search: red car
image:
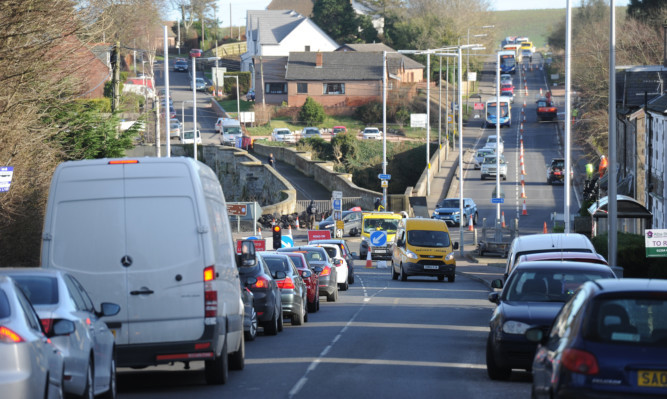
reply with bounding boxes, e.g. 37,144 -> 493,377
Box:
283,252 -> 320,313
500,83 -> 514,102
189,48 -> 203,58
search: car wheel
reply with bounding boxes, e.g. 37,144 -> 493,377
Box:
308,296 -> 318,313
486,334 -> 511,381
81,362 -> 94,399
437,275 -> 445,281
316,294 -> 320,311
277,304 -> 284,332
473,212 -> 479,225
448,274 -> 455,283
339,280 -> 348,291
263,309 -> 279,336
245,305 -> 257,341
100,355 -> 117,399
400,264 -> 408,281
303,299 -> 309,323
205,338 -> 229,385
348,273 -> 354,284
292,303 -> 304,326
481,175 -> 485,180
229,334 -> 245,371
391,261 -> 399,280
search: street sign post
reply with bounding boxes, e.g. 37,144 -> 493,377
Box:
381,180 -> 388,188
226,204 -> 247,216
331,191 -> 343,237
491,197 -> 504,204
378,174 -> 391,180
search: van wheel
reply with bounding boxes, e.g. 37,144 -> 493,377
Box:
391,262 -> 399,280
229,334 -> 244,371
205,338 -> 228,385
263,310 -> 279,336
400,265 -> 408,281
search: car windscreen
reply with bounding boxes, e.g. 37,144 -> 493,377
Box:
505,269 -> 613,302
262,256 -> 291,274
223,127 -> 242,135
10,276 -> 59,305
363,218 -> 399,234
0,290 -> 10,318
407,230 -> 451,248
586,296 -> 667,346
438,199 -> 459,208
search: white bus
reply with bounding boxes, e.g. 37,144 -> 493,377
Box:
485,97 -> 512,128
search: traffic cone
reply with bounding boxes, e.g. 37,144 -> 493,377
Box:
295,216 -> 300,230
543,221 -> 548,234
520,123 -> 524,134
520,139 -> 524,156
521,107 -> 525,115
468,214 -> 474,231
501,212 -> 506,228
523,100 -> 527,108
522,200 -> 528,216
525,85 -> 528,96
258,227 -> 262,237
520,154 -> 526,175
365,250 -> 373,268
520,176 -> 527,198
539,87 -> 543,96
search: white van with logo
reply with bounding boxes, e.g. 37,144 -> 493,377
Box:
41,157 -> 244,384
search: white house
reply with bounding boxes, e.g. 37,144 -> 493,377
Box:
241,9 -> 339,89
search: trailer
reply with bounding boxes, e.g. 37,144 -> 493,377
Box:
476,217 -> 518,257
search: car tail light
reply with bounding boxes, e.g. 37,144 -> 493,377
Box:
0,326 -> 24,343
277,276 -> 295,289
562,348 -> 599,375
108,160 -> 139,165
554,171 -> 562,175
40,318 -> 54,334
204,266 -> 217,318
251,275 -> 270,289
320,266 -> 331,276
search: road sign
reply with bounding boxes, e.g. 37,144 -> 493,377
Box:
332,199 -> 342,211
410,113 -> 427,128
0,166 -> 14,193
378,174 -> 391,180
381,180 -> 388,188
236,239 -> 266,254
646,229 -> 667,257
308,230 -> 331,241
332,190 -> 343,199
370,231 -> 387,247
226,204 -> 247,216
491,197 -> 504,204
336,220 -> 344,230
281,235 -> 294,248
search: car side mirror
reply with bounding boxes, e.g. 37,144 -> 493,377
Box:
273,271 -> 287,280
49,319 -> 75,337
98,302 -> 121,318
452,242 -> 459,250
491,279 -> 504,289
334,259 -> 343,266
488,292 -> 500,304
300,270 -> 312,278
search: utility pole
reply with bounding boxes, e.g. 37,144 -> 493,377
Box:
112,41 -> 120,112
260,56 -> 265,107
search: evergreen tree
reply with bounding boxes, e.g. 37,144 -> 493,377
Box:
312,0 -> 360,43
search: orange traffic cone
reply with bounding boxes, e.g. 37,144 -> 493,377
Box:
520,139 -> 524,156
521,107 -> 525,115
520,155 -> 526,176
522,200 -> 528,216
520,123 -> 524,134
295,216 -> 300,230
520,176 -> 527,199
468,214 -> 474,231
525,85 -> 528,96
523,100 -> 527,108
365,250 -> 373,268
501,212 -> 506,228
543,221 -> 548,234
539,87 -> 543,96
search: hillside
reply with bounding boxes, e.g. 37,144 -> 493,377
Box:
490,9 -> 566,49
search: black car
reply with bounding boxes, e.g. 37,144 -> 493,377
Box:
173,58 -> 188,72
261,253 -> 308,326
317,210 -> 363,237
546,158 -> 571,184
486,261 -> 616,380
238,252 -> 284,335
277,246 -> 339,302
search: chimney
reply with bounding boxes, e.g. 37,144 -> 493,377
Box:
316,52 -> 323,68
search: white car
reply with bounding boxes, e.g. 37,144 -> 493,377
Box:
310,243 -> 349,291
362,127 -> 382,140
1,269 -> 120,398
272,128 -> 297,143
181,129 -> 202,144
484,134 -> 504,154
500,74 -> 512,85
480,154 -> 508,181
473,147 -> 496,169
169,121 -> 182,140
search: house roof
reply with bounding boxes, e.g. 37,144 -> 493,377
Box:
647,93 -> 667,114
620,65 -> 667,108
338,42 -> 424,71
285,51 -> 383,81
267,0 -> 315,17
247,10 -> 306,45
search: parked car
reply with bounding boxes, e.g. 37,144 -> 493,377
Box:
485,261 -> 617,380
0,275 -> 73,399
189,48 -> 203,58
282,252 -> 320,313
432,198 -> 478,227
302,127 -> 322,139
484,134 -> 504,154
181,129 -> 202,145
332,126 -> 348,135
362,127 -> 382,140
546,157 -> 573,184
260,253 -> 308,325
240,283 -> 257,341
527,279 -> 667,398
277,246 -> 338,302
0,268 -> 120,398
173,58 -> 188,72
473,147 -> 495,169
317,210 -> 363,237
191,77 -> 207,91
307,238 -> 356,284
480,154 -> 508,181
241,252 -> 284,335
310,243 -> 349,291
536,96 -> 558,121
271,128 -> 297,143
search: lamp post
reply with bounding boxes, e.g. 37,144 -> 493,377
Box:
192,56 -> 198,161
181,100 -> 194,138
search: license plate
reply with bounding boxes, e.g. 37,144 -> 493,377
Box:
424,265 -> 439,270
638,370 -> 667,387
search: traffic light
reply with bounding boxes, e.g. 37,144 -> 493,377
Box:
272,225 -> 282,249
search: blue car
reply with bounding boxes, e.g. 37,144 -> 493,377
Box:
432,198 -> 478,227
527,278 -> 667,398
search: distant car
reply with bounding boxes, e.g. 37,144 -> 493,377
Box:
500,74 -> 512,85
485,261 -> 617,381
546,157 -> 572,184
473,147 -> 496,169
332,126 -> 348,136
310,243 -> 349,291
536,96 -> 558,121
484,134 -> 504,154
362,127 -> 382,140
308,238 -> 356,285
282,252 -> 320,313
0,269 -> 120,399
162,105 -> 176,119
432,198 -> 478,227
191,77 -> 207,91
277,246 -> 338,302
302,127 -> 322,139
500,83 -> 514,102
0,275 -> 73,399
169,121 -> 182,140
174,59 -> 188,71
189,48 -> 203,58
239,252 -> 284,335
240,282 -> 257,341
317,210 -> 363,237
260,253 -> 308,326
528,278 -> 667,398
272,128 -> 297,143
180,129 -> 202,145
481,154 -> 508,181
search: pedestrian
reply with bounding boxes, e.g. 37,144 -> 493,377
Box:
585,163 -> 594,181
598,155 -> 608,178
374,197 -> 382,211
268,153 -> 275,168
306,200 -> 317,230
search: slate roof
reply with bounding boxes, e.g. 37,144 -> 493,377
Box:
647,93 -> 667,114
620,65 -> 667,108
267,0 -> 315,18
338,42 -> 424,71
285,52 -> 383,81
247,10 -> 305,45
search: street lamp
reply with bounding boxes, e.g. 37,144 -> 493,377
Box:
192,56 -> 198,161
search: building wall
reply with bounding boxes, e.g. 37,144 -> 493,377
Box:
287,80 -> 381,107
648,114 -> 666,228
273,21 -> 339,55
400,68 -> 424,83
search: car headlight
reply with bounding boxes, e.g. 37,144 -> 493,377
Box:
405,249 -> 419,259
502,320 -> 531,335
445,252 -> 455,261
324,224 -> 334,229
452,211 -> 460,215
433,211 -> 440,215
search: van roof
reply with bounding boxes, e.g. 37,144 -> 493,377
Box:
363,212 -> 401,219
402,218 -> 449,231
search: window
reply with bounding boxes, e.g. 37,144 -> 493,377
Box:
265,83 -> 287,94
323,83 -> 345,95
297,83 -> 308,94
305,45 -> 311,52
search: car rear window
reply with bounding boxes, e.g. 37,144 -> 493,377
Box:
11,276 -> 59,305
505,269 -> 613,302
586,296 -> 667,346
263,256 -> 290,273
0,290 -> 10,318
285,255 -> 305,269
319,246 -> 337,258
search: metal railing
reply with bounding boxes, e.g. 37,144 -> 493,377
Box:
295,197 -> 363,214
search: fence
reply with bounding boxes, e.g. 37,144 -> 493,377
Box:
295,197 -> 363,215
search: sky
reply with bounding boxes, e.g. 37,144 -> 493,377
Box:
173,0 -> 632,28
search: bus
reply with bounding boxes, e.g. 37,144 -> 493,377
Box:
485,97 -> 512,128
498,50 -> 517,74
503,43 -> 522,62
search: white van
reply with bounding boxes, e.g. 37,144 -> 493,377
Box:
219,119 -> 243,146
504,233 -> 596,280
41,157 -> 244,384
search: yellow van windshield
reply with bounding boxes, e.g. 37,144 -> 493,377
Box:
363,218 -> 399,234
407,230 -> 451,247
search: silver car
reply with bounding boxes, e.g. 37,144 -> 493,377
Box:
1,269 -> 120,399
0,275 -> 73,399
302,127 -> 322,139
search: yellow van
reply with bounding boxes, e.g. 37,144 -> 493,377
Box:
359,212 -> 403,260
391,218 -> 459,282
520,41 -> 534,53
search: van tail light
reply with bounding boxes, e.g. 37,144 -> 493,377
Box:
0,326 -> 24,343
561,348 -> 599,375
320,266 -> 331,276
204,266 -> 217,318
277,276 -> 295,289
40,318 -> 54,335
251,275 -> 270,289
